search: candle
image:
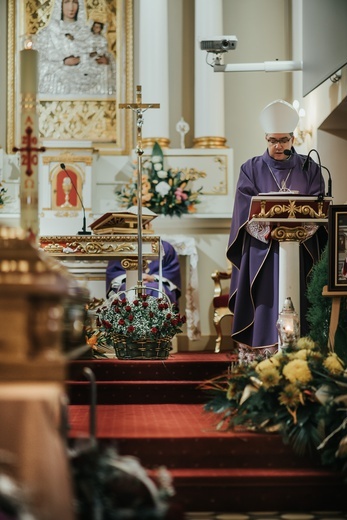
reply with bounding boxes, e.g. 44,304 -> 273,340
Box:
13,46 -> 44,244
20,48 -> 39,95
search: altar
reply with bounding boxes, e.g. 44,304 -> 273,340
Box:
39,233 -> 201,341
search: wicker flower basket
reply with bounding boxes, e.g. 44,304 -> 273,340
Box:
113,334 -> 172,360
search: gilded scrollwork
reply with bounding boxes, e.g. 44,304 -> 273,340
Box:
39,234 -> 160,258
121,258 -> 148,271
253,199 -> 327,220
271,226 -> 308,242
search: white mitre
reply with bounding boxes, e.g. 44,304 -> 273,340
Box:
259,99 -> 299,133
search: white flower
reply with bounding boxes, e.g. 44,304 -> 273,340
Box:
152,156 -> 161,164
154,162 -> 163,171
143,160 -> 151,169
155,181 -> 171,197
157,170 -> 168,179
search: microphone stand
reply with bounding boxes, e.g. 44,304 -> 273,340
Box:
60,163 -> 91,235
302,149 -> 324,201
321,165 -> 333,198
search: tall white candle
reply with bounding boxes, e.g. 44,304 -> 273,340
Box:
14,47 -> 44,243
20,48 -> 38,94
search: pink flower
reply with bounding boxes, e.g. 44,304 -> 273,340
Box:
175,187 -> 188,201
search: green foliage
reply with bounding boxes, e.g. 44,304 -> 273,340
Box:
306,244 -> 347,363
306,246 -> 331,351
0,183 -> 10,206
71,443 -> 173,520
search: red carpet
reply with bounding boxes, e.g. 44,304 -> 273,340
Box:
67,352 -> 347,512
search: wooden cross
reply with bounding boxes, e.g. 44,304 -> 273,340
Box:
13,125 -> 46,177
119,85 -> 160,153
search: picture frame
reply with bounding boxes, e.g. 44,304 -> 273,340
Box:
7,0 -> 133,155
328,204 -> 347,291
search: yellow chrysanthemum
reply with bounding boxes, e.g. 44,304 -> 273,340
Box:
258,366 -> 281,389
255,356 -> 280,373
323,353 -> 345,375
278,383 -> 302,407
291,349 -> 308,360
282,358 -> 313,384
296,336 -> 316,351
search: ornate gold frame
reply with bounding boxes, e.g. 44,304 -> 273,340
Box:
7,0 -> 133,155
328,205 -> 347,291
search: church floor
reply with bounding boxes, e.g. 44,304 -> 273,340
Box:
185,513 -> 347,520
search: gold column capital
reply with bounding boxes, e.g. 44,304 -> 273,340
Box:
142,137 -> 171,149
192,136 -> 228,149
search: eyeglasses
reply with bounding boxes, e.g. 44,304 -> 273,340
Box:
266,137 -> 292,145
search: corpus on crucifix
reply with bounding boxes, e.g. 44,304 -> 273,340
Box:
119,85 -> 160,293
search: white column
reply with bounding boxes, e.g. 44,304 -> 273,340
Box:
138,0 -> 170,147
278,241 -> 301,322
194,0 -> 226,148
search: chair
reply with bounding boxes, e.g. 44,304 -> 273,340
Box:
211,269 -> 233,353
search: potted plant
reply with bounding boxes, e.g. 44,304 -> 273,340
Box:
93,291 -> 186,359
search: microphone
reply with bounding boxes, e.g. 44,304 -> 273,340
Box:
283,148 -> 293,157
301,149 -> 324,201
60,163 -> 92,235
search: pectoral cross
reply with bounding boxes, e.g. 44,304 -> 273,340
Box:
119,85 -> 160,293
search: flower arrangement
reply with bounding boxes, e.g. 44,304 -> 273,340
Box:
115,142 -> 206,217
0,183 -> 10,207
90,292 -> 186,359
202,337 -> 347,465
96,293 -> 185,341
71,442 -> 176,520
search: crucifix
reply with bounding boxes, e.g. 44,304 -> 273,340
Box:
119,85 -> 160,294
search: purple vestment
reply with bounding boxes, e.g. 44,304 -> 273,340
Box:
227,148 -> 328,350
106,240 -> 181,304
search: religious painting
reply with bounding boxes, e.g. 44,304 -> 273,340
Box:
7,0 -> 133,155
41,151 -> 93,217
328,205 -> 347,291
51,163 -> 84,211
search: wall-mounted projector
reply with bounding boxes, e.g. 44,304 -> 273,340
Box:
200,36 -> 238,53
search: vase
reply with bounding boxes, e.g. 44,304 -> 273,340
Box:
113,335 -> 172,360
